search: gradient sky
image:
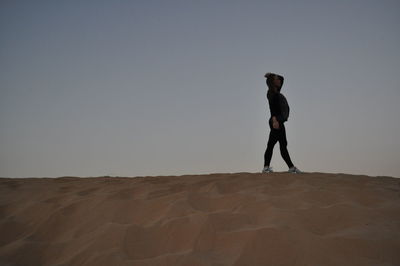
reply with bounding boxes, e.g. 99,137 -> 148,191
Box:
1,0 -> 399,178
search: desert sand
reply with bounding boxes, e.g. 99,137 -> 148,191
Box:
0,172 -> 399,266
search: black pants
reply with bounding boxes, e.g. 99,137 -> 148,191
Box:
264,119 -> 294,168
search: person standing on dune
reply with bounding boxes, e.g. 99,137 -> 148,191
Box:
262,72 -> 302,174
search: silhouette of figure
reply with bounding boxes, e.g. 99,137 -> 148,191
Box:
262,72 -> 302,174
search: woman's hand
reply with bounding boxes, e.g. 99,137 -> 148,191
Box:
272,116 -> 280,129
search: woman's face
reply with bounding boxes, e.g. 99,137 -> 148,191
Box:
273,76 -> 282,89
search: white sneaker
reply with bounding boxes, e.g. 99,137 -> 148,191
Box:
288,166 -> 302,174
262,166 -> 273,173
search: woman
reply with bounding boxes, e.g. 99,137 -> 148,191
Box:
262,72 -> 302,174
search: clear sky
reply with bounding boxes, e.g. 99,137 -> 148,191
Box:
1,0 -> 399,178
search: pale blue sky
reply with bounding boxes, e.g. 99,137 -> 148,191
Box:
1,0 -> 399,178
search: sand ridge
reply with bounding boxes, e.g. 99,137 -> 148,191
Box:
0,172 -> 399,265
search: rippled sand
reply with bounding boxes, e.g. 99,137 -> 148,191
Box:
1,172 -> 399,265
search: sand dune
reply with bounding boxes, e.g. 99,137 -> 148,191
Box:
1,172 -> 399,266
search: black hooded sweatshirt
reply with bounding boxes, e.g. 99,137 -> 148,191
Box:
266,74 -> 289,124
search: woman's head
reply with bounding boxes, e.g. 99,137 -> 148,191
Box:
265,72 -> 284,92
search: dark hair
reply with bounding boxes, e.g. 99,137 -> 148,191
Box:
266,73 -> 284,99
266,73 -> 284,92
266,74 -> 276,89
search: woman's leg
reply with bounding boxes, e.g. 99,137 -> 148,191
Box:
264,128 -> 279,167
278,124 -> 294,168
